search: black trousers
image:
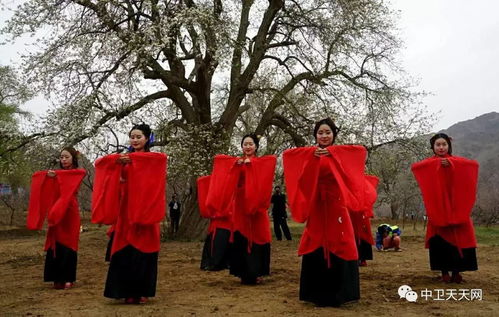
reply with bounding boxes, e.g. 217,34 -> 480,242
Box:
170,211 -> 180,233
273,216 -> 292,241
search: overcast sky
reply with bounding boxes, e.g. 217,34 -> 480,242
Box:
392,0 -> 499,130
1,0 -> 498,131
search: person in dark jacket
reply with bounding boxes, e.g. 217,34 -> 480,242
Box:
270,186 -> 292,241
169,194 -> 181,234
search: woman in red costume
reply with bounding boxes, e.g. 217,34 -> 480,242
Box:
200,134 -> 275,283
27,147 -> 85,290
283,118 -> 366,307
412,133 -> 478,283
92,124 -> 167,304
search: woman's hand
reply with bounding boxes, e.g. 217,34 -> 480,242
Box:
117,153 -> 131,164
440,158 -> 450,167
47,170 -> 56,178
237,157 -> 251,164
314,147 -> 330,157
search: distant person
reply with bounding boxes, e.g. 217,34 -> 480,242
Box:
169,194 -> 181,234
270,186 -> 292,241
375,224 -> 401,251
26,147 -> 85,290
412,133 -> 478,283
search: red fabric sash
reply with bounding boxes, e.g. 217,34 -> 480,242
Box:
91,152 -> 167,255
283,145 -> 367,262
26,169 -> 85,252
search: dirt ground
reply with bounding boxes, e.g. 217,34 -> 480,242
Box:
1,217 -> 498,317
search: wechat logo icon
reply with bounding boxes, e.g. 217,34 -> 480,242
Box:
398,285 -> 418,302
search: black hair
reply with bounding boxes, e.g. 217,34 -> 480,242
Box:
240,133 -> 259,151
430,133 -> 452,155
313,118 -> 340,145
129,123 -> 152,152
377,224 -> 389,235
59,147 -> 79,169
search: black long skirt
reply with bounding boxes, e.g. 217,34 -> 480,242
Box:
428,235 -> 478,272
300,247 -> 360,307
104,232 -> 114,262
44,242 -> 77,283
229,231 -> 270,284
200,228 -> 231,271
104,245 -> 158,299
358,240 -> 373,261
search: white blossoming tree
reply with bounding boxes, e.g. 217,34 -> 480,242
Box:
0,65 -> 33,177
2,0 -> 432,238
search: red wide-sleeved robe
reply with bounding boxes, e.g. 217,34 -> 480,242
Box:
203,155 -> 276,246
202,154 -> 276,281
283,145 -> 367,306
27,169 -> 86,253
92,151 -> 167,299
412,155 -> 478,271
91,152 -> 167,256
283,145 -> 367,262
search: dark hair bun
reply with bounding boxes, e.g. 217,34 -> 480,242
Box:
129,123 -> 151,138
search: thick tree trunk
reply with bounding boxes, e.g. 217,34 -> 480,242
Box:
165,128 -> 231,241
175,176 -> 209,240
390,201 -> 399,220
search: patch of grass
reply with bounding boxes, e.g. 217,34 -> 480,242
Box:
288,221 -> 305,240
475,225 -> 499,246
